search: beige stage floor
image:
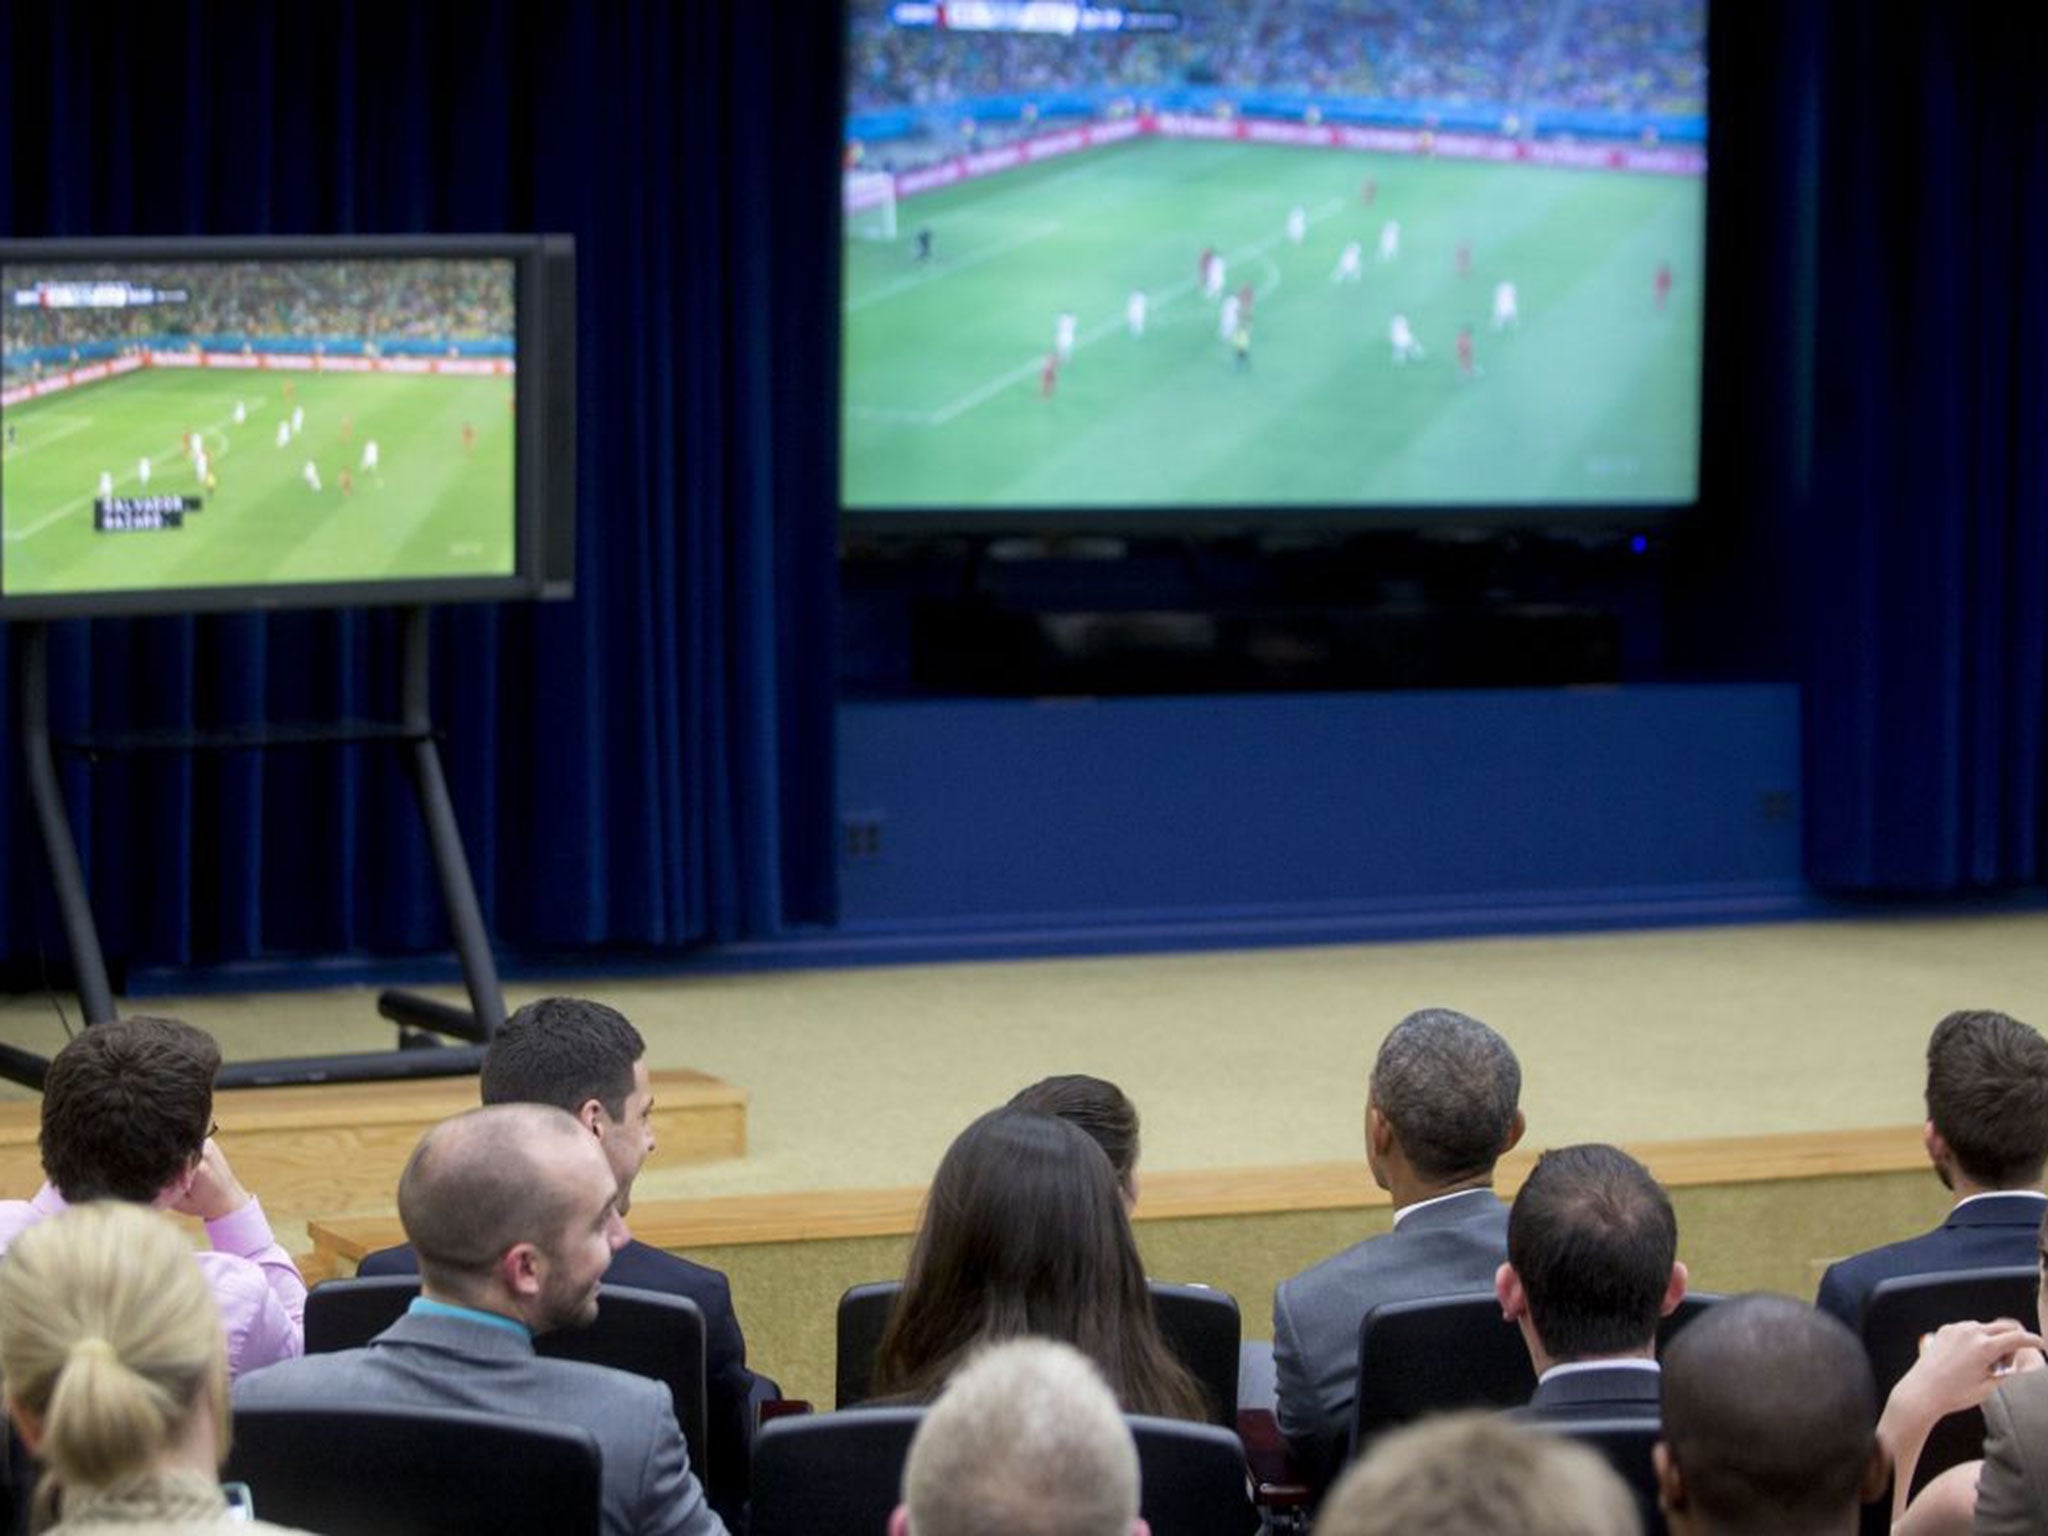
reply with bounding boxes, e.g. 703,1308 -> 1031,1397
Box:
6,909 -> 2047,1206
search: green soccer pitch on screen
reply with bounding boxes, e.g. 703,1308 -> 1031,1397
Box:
0,235 -> 576,617
839,0 -> 1708,524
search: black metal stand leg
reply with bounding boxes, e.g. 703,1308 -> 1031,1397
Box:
377,606 -> 506,1043
16,623 -> 116,1029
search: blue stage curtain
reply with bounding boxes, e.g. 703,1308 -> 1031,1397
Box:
1793,3 -> 2048,893
0,0 -> 838,979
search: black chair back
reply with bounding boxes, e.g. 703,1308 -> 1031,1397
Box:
304,1274 -> 416,1353
305,1277 -> 710,1497
834,1280 -> 899,1409
750,1408 -> 921,1536
1352,1291 -> 1533,1455
1859,1265 -> 2039,1495
1349,1289 -> 1723,1457
1546,1416 -> 1666,1536
835,1277 -> 1241,1424
225,1402 -> 603,1536
751,1407 -> 1258,1536
1129,1414 -> 1261,1535
1150,1282 -> 1241,1427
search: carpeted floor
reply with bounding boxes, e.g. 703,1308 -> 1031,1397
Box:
6,909 -> 2046,1204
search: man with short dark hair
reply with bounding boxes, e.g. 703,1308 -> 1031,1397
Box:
237,1105 -> 724,1536
0,1016 -> 304,1378
1270,1008 -> 1527,1485
1657,1295 -> 1887,1535
1817,1009 -> 2048,1328
357,997 -> 758,1524
1498,1143 -> 1686,1422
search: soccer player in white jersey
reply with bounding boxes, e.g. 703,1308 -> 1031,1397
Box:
302,460 -> 322,493
97,470 -> 113,500
137,456 -> 151,487
276,419 -> 291,449
1126,289 -> 1147,337
1205,254 -> 1227,300
1389,313 -> 1424,364
1332,241 -> 1362,283
1054,311 -> 1077,365
192,449 -> 208,487
233,399 -> 247,426
1219,292 -> 1241,344
361,439 -> 380,474
1287,204 -> 1307,245
1378,218 -> 1401,262
291,405 -> 304,437
1492,279 -> 1520,330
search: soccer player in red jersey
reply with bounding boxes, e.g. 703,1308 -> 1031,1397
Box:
1361,176 -> 1377,206
1040,352 -> 1058,399
1456,325 -> 1476,379
1655,262 -> 1673,309
1237,281 -> 1255,319
461,421 -> 477,454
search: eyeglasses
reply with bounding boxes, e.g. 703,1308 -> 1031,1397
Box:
205,1121 -> 220,1142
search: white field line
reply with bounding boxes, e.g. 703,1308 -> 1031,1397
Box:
915,197 -> 1340,428
848,219 -> 1064,314
5,394 -> 267,543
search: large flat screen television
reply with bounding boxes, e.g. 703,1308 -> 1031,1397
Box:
0,234 -> 575,617
840,0 -> 1707,525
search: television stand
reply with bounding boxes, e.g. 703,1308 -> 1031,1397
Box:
0,606 -> 504,1090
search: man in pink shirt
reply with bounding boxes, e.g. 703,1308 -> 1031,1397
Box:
0,1017 -> 304,1378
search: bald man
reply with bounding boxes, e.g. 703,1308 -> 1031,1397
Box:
236,1105 -> 724,1536
1657,1295 -> 1887,1536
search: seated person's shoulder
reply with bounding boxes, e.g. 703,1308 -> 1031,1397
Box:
607,1240 -> 732,1302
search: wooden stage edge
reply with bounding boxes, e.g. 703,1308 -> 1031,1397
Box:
308,1123 -> 1930,1280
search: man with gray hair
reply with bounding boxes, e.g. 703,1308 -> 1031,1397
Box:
1269,1007 -> 1527,1487
889,1338 -> 1148,1536
236,1105 -> 723,1536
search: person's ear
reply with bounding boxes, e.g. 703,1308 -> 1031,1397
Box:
1495,1263 -> 1526,1323
1366,1104 -> 1395,1159
1132,1521 -> 1151,1536
1858,1440 -> 1892,1505
576,1098 -> 608,1136
1653,1441 -> 1686,1517
1659,1261 -> 1689,1318
500,1241 -> 545,1299
1500,1109 -> 1527,1156
887,1505 -> 910,1536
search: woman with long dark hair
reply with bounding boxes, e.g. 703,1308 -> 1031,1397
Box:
872,1107 -> 1206,1420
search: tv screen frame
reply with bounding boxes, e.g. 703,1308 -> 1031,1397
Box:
835,1 -> 1710,538
0,232 -> 575,619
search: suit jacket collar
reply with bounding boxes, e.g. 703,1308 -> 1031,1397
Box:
1945,1192 -> 2048,1229
1391,1187 -> 1507,1233
373,1307 -> 539,1361
1531,1363 -> 1662,1408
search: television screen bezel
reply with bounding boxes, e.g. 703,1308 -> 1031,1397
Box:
0,232 -> 573,619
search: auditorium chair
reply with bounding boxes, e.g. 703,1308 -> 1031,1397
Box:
1545,1416 -> 1666,1536
1858,1264 -> 2039,1498
749,1406 -> 1260,1536
1349,1287 -> 1723,1456
224,1402 -> 603,1535
304,1276 -> 710,1499
833,1277 -> 1243,1425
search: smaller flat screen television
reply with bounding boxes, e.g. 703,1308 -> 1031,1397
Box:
0,234 -> 575,618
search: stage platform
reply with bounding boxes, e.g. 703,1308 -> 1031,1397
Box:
0,1067 -> 746,1237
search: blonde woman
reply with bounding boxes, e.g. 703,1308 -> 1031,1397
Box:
0,1202 -> 309,1532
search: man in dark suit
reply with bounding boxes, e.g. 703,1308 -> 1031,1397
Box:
1655,1294 -> 1887,1536
236,1104 -> 724,1536
1498,1143 -> 1686,1423
357,997 -> 760,1524
1816,1009 -> 2048,1329
1270,1007 -> 1526,1487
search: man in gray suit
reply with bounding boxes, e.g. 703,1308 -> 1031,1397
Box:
1271,1008 -> 1526,1488
1499,1143 -> 1687,1424
235,1104 -> 724,1536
